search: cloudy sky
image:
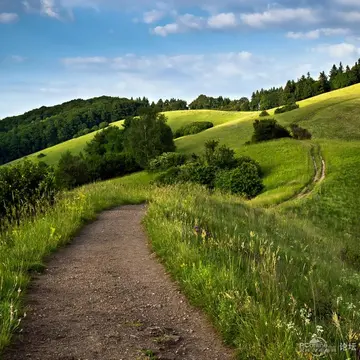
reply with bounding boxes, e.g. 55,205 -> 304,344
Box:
1,0 -> 360,117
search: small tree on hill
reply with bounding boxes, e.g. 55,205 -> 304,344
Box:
124,109 -> 175,168
251,119 -> 291,143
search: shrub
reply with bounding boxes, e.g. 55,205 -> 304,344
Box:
87,152 -> 140,181
148,152 -> 187,172
274,103 -> 299,114
154,167 -> 182,186
99,121 -> 109,129
235,156 -> 263,176
215,162 -> 264,198
174,121 -> 213,138
0,160 -> 57,222
55,151 -> 90,189
179,163 -> 217,188
290,124 -> 312,140
37,153 -> 46,159
259,110 -> 270,117
251,119 -> 291,143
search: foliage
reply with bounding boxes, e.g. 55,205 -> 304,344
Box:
189,94 -> 250,111
251,119 -> 291,143
0,160 -> 57,223
290,124 -> 312,140
0,96 -> 185,165
148,152 -> 187,172
37,153 -> 46,159
174,121 -> 213,138
55,151 -> 90,189
124,109 -> 176,168
274,103 -> 300,114
84,126 -> 124,156
215,163 -> 264,198
259,110 -> 270,117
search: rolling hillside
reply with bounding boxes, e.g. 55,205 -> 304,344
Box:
11,83 -> 360,206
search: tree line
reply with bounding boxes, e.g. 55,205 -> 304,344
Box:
189,59 -> 360,111
0,97 -> 186,165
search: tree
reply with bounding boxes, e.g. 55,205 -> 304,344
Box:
124,109 -> 175,168
251,119 -> 291,143
318,71 -> 331,94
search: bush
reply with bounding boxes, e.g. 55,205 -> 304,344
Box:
274,103 -> 299,114
251,119 -> 291,143
259,110 -> 270,117
178,163 -> 217,188
55,151 -> 90,189
235,156 -> 263,176
99,121 -> 109,129
154,167 -> 182,186
215,162 -> 264,198
87,152 -> 140,181
174,121 -> 213,138
37,153 -> 46,159
148,152 -> 187,172
290,124 -> 312,140
0,160 -> 57,222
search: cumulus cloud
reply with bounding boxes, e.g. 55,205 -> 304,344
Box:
241,8 -> 320,28
40,0 -> 61,18
287,28 -> 351,40
143,9 -> 165,24
313,42 -> 360,57
0,13 -> 19,23
207,13 -> 237,28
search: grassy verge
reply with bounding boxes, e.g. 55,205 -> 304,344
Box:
0,172 -> 154,351
145,184 -> 360,359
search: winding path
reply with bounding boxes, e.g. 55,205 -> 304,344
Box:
3,205 -> 233,360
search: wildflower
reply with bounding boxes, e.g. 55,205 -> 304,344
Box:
316,325 -> 324,335
332,312 -> 340,329
250,231 -> 255,238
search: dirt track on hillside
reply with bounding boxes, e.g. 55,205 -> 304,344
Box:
2,205 -> 234,360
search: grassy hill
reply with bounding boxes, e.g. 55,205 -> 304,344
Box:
2,84 -> 360,358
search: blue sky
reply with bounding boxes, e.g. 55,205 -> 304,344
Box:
1,0 -> 360,118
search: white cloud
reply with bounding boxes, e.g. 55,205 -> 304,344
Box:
0,13 -> 19,23
40,0 -> 61,19
207,13 -> 237,29
153,23 -> 180,36
62,56 -> 109,65
143,9 -> 165,24
313,42 -> 360,58
241,8 -> 320,28
287,28 -> 351,40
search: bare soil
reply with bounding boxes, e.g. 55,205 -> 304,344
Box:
2,205 -> 234,360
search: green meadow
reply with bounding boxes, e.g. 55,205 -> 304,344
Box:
2,83 -> 360,358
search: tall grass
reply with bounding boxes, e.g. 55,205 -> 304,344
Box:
0,172 -> 153,351
145,185 -> 360,359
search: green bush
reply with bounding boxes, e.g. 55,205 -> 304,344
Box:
215,162 -> 264,198
274,103 -> 299,114
174,121 -> 213,138
55,151 -> 90,189
235,156 -> 263,176
251,119 -> 291,143
259,110 -> 270,117
290,124 -> 312,140
179,163 -> 217,188
154,167 -> 182,186
0,160 -> 57,222
148,152 -> 187,172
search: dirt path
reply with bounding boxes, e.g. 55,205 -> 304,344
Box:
283,144 -> 326,203
3,205 -> 234,360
